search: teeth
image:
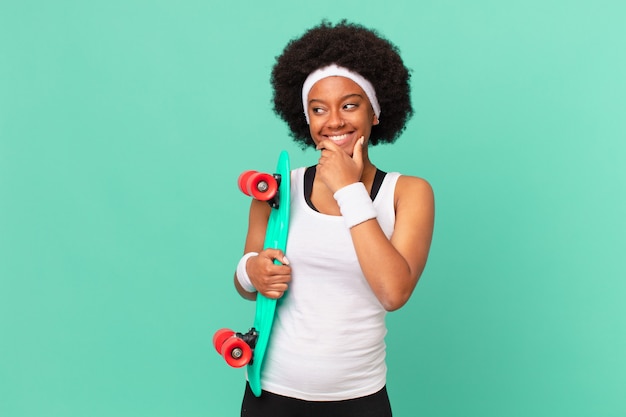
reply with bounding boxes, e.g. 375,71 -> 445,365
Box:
329,134 -> 349,141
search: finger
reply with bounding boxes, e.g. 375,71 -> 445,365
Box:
264,289 -> 287,299
261,278 -> 290,299
316,139 -> 340,152
263,248 -> 289,265
352,136 -> 365,163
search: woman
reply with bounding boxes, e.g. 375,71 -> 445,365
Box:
234,20 -> 435,417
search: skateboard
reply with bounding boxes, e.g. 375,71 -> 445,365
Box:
213,150 -> 290,397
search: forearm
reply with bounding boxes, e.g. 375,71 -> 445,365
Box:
234,273 -> 257,301
234,200 -> 269,300
350,221 -> 420,311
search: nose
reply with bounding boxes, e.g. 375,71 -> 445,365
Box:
327,109 -> 345,129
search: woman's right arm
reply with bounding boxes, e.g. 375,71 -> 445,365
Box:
233,199 -> 291,300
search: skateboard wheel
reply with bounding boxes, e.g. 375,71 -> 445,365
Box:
238,170 -> 258,196
239,171 -> 278,201
248,172 -> 277,201
213,328 -> 235,354
221,336 -> 252,368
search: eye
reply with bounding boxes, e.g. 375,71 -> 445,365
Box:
311,107 -> 326,114
343,103 -> 358,110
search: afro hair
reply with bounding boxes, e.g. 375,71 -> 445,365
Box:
271,20 -> 413,148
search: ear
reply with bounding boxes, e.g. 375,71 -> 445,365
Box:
372,115 -> 380,126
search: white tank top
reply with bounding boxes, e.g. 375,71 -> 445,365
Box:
259,167 -> 401,401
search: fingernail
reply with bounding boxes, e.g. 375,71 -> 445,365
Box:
359,136 -> 365,145
282,256 -> 290,265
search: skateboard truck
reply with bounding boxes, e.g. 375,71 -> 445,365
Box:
213,327 -> 259,367
233,328 -> 259,363
265,174 -> 282,209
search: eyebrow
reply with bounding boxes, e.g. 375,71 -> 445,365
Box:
308,93 -> 364,105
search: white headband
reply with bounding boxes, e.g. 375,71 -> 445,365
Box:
301,64 -> 381,124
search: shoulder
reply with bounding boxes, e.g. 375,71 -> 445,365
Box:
394,175 -> 434,211
395,175 -> 433,198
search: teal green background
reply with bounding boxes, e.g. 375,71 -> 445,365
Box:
2,1 -> 625,416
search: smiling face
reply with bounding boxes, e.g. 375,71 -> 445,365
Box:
306,76 -> 379,155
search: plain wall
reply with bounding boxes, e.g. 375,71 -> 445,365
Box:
2,1 -> 625,416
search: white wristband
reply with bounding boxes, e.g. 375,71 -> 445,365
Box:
333,182 -> 377,229
236,252 -> 258,293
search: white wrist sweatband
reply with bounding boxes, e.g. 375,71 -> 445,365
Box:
236,252 -> 258,293
333,182 -> 377,229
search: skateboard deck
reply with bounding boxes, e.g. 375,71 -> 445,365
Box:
213,150 -> 290,397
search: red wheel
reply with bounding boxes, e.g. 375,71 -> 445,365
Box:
246,172 -> 277,201
221,336 -> 252,368
238,170 -> 258,196
213,328 -> 234,354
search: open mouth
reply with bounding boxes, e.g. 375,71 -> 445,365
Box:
325,132 -> 356,145
328,133 -> 351,141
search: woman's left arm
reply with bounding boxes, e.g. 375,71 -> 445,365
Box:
350,176 -> 434,311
